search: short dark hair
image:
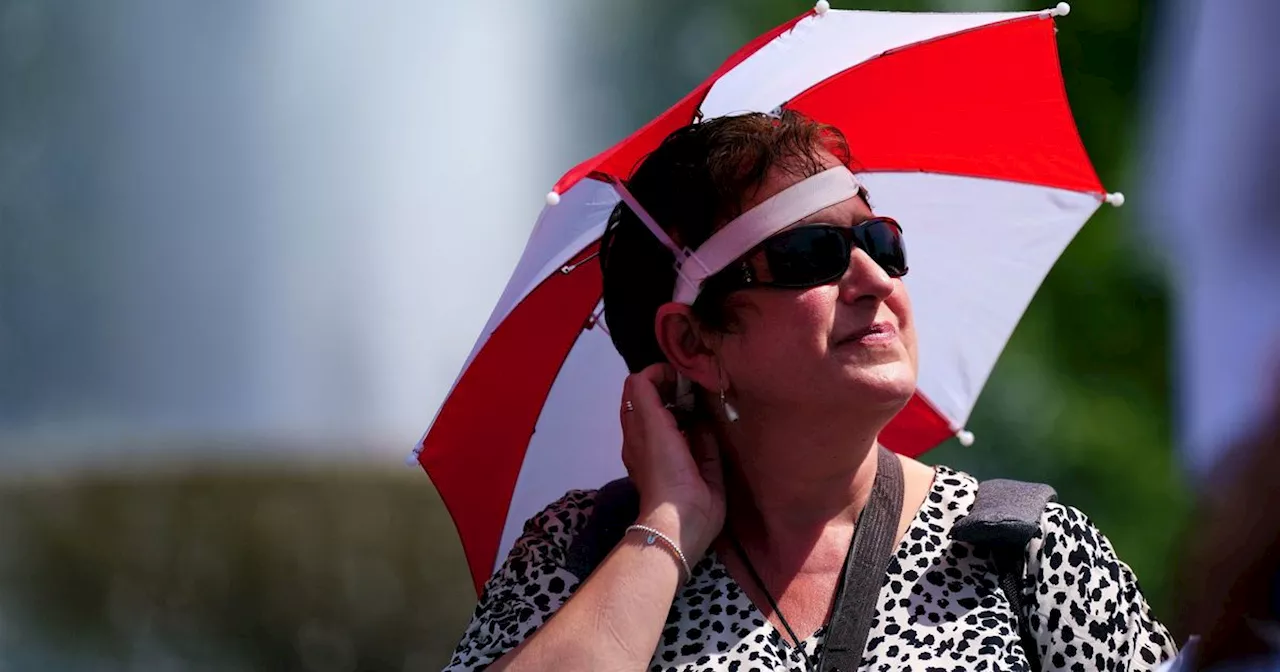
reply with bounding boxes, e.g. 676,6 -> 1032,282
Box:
599,110 -> 859,373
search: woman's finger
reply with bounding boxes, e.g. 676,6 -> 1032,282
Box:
630,364 -> 675,411
635,362 -> 677,388
619,370 -> 657,426
624,365 -> 679,430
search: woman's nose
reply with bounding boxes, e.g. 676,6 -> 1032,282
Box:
839,248 -> 896,304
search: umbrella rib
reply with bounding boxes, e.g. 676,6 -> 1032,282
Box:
584,303 -> 609,335
560,250 -> 601,275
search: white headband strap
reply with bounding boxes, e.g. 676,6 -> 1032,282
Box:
608,165 -> 863,304
674,166 -> 862,303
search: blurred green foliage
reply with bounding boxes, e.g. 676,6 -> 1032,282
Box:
0,468 -> 476,670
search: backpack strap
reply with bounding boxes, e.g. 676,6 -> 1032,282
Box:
564,477 -> 639,580
951,478 -> 1058,672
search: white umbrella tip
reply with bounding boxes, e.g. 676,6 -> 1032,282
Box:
545,190 -> 561,206
1105,191 -> 1126,207
814,0 -> 831,16
956,429 -> 976,447
404,448 -> 422,467
1051,2 -> 1071,16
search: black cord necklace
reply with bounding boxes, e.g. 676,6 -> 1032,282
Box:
724,448 -> 903,672
727,532 -> 813,671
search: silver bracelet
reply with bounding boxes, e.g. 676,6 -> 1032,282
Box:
626,524 -> 692,580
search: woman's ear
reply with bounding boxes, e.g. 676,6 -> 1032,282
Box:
653,303 -> 721,391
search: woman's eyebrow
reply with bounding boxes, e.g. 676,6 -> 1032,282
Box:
797,211 -> 872,228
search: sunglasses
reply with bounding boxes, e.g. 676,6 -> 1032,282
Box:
704,217 -> 907,295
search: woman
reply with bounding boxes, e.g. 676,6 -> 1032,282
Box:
444,112 -> 1176,671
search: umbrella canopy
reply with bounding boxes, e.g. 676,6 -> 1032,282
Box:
412,2 -> 1119,595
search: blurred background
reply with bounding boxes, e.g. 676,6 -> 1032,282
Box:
0,0 -> 1187,669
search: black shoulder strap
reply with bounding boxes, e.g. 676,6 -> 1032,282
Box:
817,446 -> 905,672
951,478 -> 1057,672
564,477 -> 639,580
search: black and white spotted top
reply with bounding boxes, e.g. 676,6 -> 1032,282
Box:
444,465 -> 1177,671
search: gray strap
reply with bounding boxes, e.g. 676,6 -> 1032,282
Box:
951,478 -> 1058,672
817,447 -> 905,672
951,478 -> 1057,547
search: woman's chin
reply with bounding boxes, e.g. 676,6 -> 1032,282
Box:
840,363 -> 917,407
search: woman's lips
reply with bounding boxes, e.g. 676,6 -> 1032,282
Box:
838,321 -> 899,347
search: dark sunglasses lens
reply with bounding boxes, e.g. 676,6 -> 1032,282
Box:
762,227 -> 851,287
856,219 -> 908,277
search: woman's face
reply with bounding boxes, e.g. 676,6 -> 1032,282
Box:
715,157 -> 918,420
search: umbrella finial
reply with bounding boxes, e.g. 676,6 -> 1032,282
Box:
956,429 -> 976,447
1105,192 -> 1126,207
814,0 -> 831,16
545,190 -> 561,206
1046,2 -> 1070,17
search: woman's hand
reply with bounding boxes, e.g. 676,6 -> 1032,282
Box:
620,363 -> 725,561
485,370 -> 719,672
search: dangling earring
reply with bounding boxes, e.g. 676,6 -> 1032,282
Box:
720,387 -> 740,423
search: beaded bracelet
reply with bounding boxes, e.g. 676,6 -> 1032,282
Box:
626,524 -> 692,580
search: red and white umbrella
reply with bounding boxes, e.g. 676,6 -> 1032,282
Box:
411,2 -> 1121,595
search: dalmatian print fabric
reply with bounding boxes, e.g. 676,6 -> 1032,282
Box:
444,465 -> 1176,671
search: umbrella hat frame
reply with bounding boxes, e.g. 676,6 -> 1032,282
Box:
411,2 -> 1122,595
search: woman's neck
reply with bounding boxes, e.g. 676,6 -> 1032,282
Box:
719,410 -> 882,558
